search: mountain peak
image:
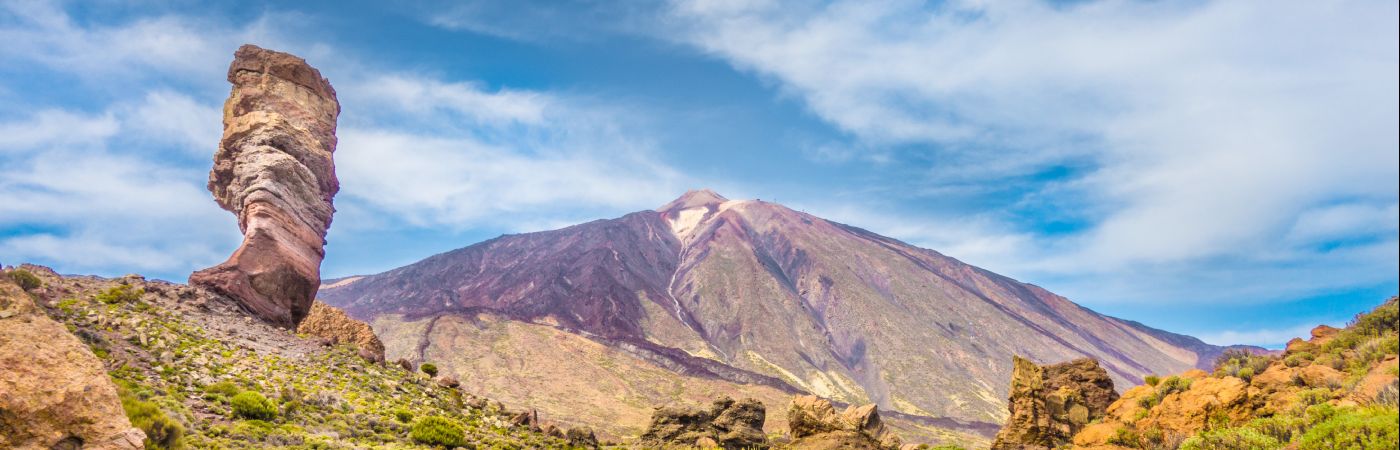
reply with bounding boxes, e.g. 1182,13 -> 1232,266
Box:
656,189 -> 729,213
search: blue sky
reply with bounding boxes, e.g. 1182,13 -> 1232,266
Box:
1,0 -> 1396,348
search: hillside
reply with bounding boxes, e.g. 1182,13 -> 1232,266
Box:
3,265 -> 587,449
319,189 -> 1250,444
988,297 -> 1399,450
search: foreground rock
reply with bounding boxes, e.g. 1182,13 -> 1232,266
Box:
296,301 -> 385,362
991,356 -> 1118,450
0,270 -> 145,449
190,44 -> 341,329
787,395 -> 900,449
640,397 -> 768,449
1071,298 -> 1398,449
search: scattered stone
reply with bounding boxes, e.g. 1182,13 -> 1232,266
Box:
436,376 -> 460,389
189,44 -> 341,329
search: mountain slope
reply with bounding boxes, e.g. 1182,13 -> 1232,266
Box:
319,190 -> 1242,440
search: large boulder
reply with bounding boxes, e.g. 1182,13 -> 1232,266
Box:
190,44 -> 340,329
0,273 -> 146,449
991,356 -> 1119,450
787,395 -> 898,449
296,301 -> 385,362
640,397 -> 767,449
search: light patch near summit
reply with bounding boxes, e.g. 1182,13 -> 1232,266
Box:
667,207 -> 709,239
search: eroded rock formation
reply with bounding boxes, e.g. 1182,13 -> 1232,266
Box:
991,356 -> 1118,450
787,395 -> 900,449
190,44 -> 340,329
639,397 -> 768,449
0,271 -> 145,449
296,301 -> 384,362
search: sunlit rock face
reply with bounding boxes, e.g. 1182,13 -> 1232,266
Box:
190,44 -> 340,329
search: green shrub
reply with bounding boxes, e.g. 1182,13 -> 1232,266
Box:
203,381 -> 241,398
409,416 -> 465,447
1374,381 -> 1398,407
1245,414 -> 1309,444
1157,375 -> 1193,397
1297,387 -> 1333,407
1298,406 -> 1399,450
1180,427 -> 1283,450
7,269 -> 42,291
1284,352 -> 1314,367
117,385 -> 184,449
230,391 -> 277,420
1213,348 -> 1274,380
1144,374 -> 1161,386
420,363 -> 438,377
393,408 -> 414,423
96,284 -> 144,304
1107,427 -> 1140,447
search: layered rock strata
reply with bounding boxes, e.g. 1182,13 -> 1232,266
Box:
190,44 -> 340,328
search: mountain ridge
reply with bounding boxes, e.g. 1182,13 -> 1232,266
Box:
319,189 -> 1255,441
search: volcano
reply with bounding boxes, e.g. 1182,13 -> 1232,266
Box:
319,189 -> 1246,441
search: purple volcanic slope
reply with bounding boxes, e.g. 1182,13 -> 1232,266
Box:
320,189 -> 1249,426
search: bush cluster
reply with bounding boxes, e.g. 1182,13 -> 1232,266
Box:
7,269 -> 42,291
1213,348 -> 1274,381
96,283 -> 144,304
230,391 -> 278,421
420,362 -> 439,377
409,416 -> 466,447
117,382 -> 184,449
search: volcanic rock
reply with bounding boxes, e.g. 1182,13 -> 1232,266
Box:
565,426 -> 600,448
296,301 -> 385,362
190,44 -> 340,329
991,356 -> 1118,450
0,272 -> 145,449
787,395 -> 897,449
639,397 -> 768,449
319,189 -> 1256,442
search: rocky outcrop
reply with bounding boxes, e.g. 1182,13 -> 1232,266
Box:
565,426 -> 599,448
1072,299 -> 1399,449
639,397 -> 768,449
190,44 -> 340,329
296,301 -> 384,362
991,356 -> 1118,450
0,272 -> 145,449
787,395 -> 899,449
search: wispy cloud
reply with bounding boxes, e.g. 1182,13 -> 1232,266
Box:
1196,322 -> 1329,349
664,0 -> 1400,308
1,2 -> 688,279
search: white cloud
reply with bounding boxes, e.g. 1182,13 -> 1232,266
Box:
0,109 -> 119,152
335,73 -> 686,229
665,0 -> 1400,305
122,91 -> 223,156
1196,322 -> 1330,349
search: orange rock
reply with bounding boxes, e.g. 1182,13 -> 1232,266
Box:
1309,325 -> 1340,346
0,277 -> 145,449
1284,337 -> 1315,355
1350,355 -> 1399,403
1297,364 -> 1343,389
